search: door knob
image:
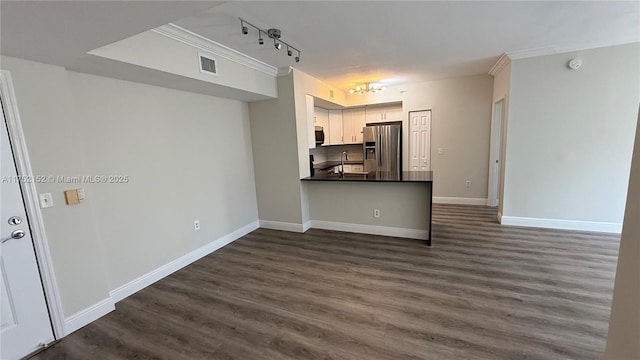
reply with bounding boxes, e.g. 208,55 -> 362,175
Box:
8,216 -> 22,225
2,230 -> 25,244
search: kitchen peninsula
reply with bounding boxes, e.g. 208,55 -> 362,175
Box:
302,171 -> 434,245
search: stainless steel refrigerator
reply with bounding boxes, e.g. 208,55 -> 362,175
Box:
363,123 -> 402,177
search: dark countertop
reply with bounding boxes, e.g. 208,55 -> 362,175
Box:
313,160 -> 364,170
302,171 -> 433,183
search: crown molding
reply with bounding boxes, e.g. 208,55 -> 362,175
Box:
152,23 -> 278,77
505,39 -> 639,60
488,53 -> 510,76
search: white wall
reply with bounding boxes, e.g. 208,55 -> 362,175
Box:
308,182 -> 430,236
503,43 -> 640,224
87,29 -> 277,100
2,56 -> 259,316
249,74 -> 304,226
397,75 -> 494,199
1,56 -> 111,316
604,106 -> 640,359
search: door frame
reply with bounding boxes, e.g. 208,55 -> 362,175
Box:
1,70 -> 65,338
487,98 -> 505,207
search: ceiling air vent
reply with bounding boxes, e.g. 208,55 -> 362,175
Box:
329,90 -> 334,99
198,53 -> 218,75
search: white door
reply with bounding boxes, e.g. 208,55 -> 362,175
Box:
409,110 -> 431,171
487,99 -> 504,207
1,99 -> 54,359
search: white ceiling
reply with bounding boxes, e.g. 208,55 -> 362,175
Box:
1,1 -> 638,94
174,1 -> 640,90
0,1 -> 221,67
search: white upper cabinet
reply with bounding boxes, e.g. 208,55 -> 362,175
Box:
312,106 -> 368,146
352,108 -> 366,142
365,106 -> 385,123
384,103 -> 404,122
314,107 -> 329,133
343,108 -> 366,144
306,95 -> 315,149
328,110 -> 343,145
365,103 -> 404,123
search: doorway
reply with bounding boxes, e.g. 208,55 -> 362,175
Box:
487,99 -> 505,207
1,71 -> 60,359
409,110 -> 432,171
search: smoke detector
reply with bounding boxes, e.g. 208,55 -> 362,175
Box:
568,58 -> 582,70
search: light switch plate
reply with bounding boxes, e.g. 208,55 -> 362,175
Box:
438,148 -> 445,155
77,188 -> 86,201
39,193 -> 53,208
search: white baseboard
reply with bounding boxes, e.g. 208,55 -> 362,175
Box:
500,216 -> 622,233
497,211 -> 503,223
110,220 -> 259,303
64,297 -> 115,335
310,220 -> 427,240
259,220 -> 305,233
433,197 -> 488,205
302,221 -> 311,232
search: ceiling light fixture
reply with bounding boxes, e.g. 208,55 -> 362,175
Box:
239,18 -> 301,63
348,83 -> 386,95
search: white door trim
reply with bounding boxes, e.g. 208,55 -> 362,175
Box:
0,70 -> 65,339
487,98 -> 505,207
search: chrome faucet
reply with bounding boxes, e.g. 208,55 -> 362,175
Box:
340,151 -> 348,177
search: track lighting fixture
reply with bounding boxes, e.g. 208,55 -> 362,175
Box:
239,18 -> 302,63
348,83 -> 385,95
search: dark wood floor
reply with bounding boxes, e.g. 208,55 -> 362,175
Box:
32,205 -> 620,360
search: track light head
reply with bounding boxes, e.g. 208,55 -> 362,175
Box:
274,40 -> 282,50
242,25 -> 248,35
258,32 -> 264,45
349,89 -> 355,94
287,47 -> 292,56
295,56 -> 300,63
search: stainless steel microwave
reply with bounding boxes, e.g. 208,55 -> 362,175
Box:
315,126 -> 325,145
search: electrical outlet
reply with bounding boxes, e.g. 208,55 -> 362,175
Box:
465,180 -> 472,188
374,209 -> 381,218
194,220 -> 200,231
